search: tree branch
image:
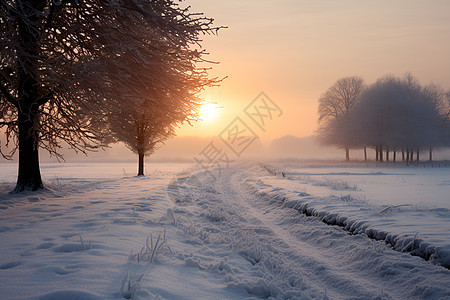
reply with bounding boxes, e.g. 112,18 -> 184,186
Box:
36,91 -> 54,107
0,82 -> 18,107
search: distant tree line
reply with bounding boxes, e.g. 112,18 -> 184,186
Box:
316,74 -> 450,162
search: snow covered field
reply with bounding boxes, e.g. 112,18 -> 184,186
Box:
0,161 -> 449,299
254,162 -> 450,267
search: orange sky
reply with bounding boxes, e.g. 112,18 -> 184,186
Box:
176,0 -> 450,142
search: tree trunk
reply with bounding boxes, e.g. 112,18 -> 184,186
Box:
13,0 -> 45,192
375,147 -> 379,161
345,147 -> 349,161
386,147 -> 389,162
416,149 -> 420,163
138,152 -> 145,176
402,149 -> 405,162
406,149 -> 409,163
14,111 -> 43,192
393,151 -> 396,162
429,147 -> 432,161
364,147 -> 367,161
379,145 -> 383,162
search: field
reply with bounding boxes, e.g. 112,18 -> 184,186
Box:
0,161 -> 449,299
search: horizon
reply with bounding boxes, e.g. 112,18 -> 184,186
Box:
3,134 -> 450,164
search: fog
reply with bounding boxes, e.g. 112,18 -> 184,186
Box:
2,134 -> 448,165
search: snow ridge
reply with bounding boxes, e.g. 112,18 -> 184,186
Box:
244,176 -> 450,269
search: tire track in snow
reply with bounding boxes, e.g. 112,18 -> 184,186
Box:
253,163 -> 450,269
219,165 -> 393,299
172,163 -> 450,299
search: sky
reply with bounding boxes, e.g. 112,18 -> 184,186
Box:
175,0 -> 450,142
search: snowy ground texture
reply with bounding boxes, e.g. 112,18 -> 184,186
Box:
0,161 -> 449,299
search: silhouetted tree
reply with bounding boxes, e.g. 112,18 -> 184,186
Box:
423,85 -> 450,160
0,0 -> 219,191
316,76 -> 365,161
350,74 -> 445,162
110,100 -> 175,176
106,42 -> 216,175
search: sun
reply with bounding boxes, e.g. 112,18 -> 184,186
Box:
199,101 -> 221,123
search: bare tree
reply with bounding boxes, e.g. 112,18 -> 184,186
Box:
316,76 -> 365,161
350,74 -> 445,163
107,48 -> 216,175
104,23 -> 218,176
110,100 -> 183,176
423,85 -> 450,160
0,0 -> 220,191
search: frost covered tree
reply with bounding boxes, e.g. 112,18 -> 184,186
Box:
0,0 -> 219,191
106,41 -> 215,176
423,85 -> 450,160
316,76 -> 365,161
111,100 -> 176,176
350,74 -> 445,162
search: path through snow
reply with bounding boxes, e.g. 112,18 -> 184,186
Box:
166,163 -> 450,299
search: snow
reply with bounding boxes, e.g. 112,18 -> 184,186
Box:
253,162 -> 450,267
0,161 -> 449,299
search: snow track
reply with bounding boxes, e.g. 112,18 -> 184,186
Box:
168,163 -> 450,299
245,177 -> 450,269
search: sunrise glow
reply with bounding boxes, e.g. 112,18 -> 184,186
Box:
199,101 -> 221,123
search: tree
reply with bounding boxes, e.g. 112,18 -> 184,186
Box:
349,74 -> 445,162
104,22 -> 218,176
106,57 -> 214,176
316,76 -> 365,161
114,101 -> 174,176
423,85 -> 450,160
0,0 -> 219,191
109,99 -> 187,176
